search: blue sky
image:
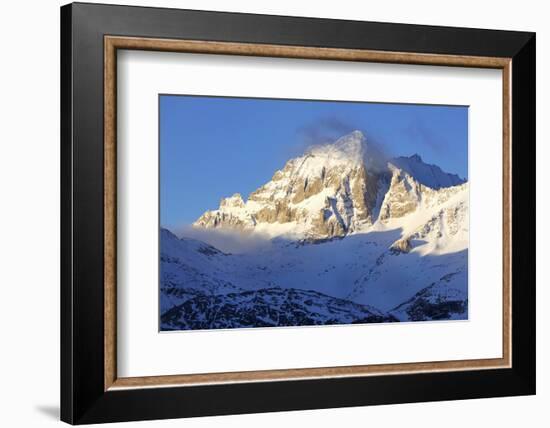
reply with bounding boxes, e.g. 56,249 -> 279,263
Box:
160,95 -> 468,227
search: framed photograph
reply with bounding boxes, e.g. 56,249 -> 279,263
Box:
60,2 -> 536,424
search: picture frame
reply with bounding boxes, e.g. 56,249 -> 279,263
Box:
60,2 -> 535,424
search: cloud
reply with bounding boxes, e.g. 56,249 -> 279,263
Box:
297,116 -> 356,147
173,224 -> 274,254
403,119 -> 446,154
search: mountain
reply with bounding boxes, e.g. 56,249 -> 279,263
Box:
389,154 -> 465,189
161,287 -> 398,331
390,269 -> 468,321
161,130 -> 469,330
194,130 -> 465,240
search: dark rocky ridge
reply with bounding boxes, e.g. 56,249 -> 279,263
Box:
161,287 -> 398,331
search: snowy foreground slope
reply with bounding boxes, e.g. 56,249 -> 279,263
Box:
161,131 -> 468,331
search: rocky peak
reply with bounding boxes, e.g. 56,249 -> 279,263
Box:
379,166 -> 423,221
308,130 -> 366,163
281,130 -> 367,183
220,193 -> 245,209
389,155 -> 465,189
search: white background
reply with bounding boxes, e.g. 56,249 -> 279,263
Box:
0,0 -> 546,427
118,51 -> 503,377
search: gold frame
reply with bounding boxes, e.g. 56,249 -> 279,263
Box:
104,36 -> 512,391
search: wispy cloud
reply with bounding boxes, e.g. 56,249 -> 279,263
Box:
403,118 -> 446,155
173,224 -> 273,254
297,116 -> 356,147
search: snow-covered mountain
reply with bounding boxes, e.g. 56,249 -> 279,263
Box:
389,154 -> 465,189
162,130 -> 468,330
194,130 -> 465,240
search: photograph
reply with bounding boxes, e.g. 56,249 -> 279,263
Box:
159,95 -> 469,331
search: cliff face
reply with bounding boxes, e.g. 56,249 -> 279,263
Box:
193,130 -> 466,240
